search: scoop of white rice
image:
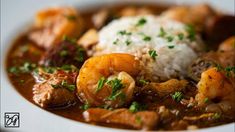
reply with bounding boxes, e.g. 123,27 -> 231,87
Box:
95,15 -> 203,81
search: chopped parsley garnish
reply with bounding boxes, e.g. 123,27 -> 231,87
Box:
80,103 -> 90,110
20,45 -> 29,53
125,39 -> 132,46
158,27 -> 166,37
168,45 -> 175,49
129,101 -> 146,113
212,113 -> 221,119
62,35 -> 77,44
224,66 -> 235,77
177,33 -> 184,40
19,80 -> 25,83
74,47 -> 85,62
185,24 -> 196,41
148,50 -> 157,60
42,67 -> 57,73
143,36 -> 151,41
96,77 -> 106,93
166,36 -> 174,42
135,116 -> 142,124
60,50 -> 68,57
118,30 -> 132,36
138,79 -> 148,85
9,66 -> 19,74
64,15 -> 77,21
172,91 -> 183,102
9,62 -> 37,75
107,78 -> 125,101
216,64 -> 223,71
51,80 -> 76,91
215,64 -> 235,77
135,18 -> 147,27
113,38 -> 119,45
21,62 -> 36,72
60,65 -> 78,72
204,98 -> 209,103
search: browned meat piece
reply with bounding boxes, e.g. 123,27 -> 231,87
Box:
83,108 -> 159,130
77,29 -> 98,50
188,36 -> 235,81
141,79 -> 188,98
92,9 -> 109,29
29,7 -> 83,49
188,57 -> 217,81
162,4 -> 216,31
120,6 -> 154,17
33,70 -> 77,108
39,40 -> 87,67
205,15 -> 235,44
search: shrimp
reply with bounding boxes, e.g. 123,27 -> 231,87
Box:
161,4 -> 215,31
195,67 -> 235,116
218,36 -> 235,52
29,7 -> 83,49
76,53 -> 140,108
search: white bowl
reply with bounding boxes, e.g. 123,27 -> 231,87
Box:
1,0 -> 234,131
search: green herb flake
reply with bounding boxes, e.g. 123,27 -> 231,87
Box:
143,36 -> 151,41
135,116 -> 142,125
19,80 -> 25,83
9,66 -> 19,74
125,39 -> 132,46
107,78 -> 125,101
129,102 -> 140,113
168,45 -> 175,49
51,84 -> 60,89
96,77 -> 106,93
166,36 -> 174,42
158,27 -> 166,37
177,33 -> 184,40
135,18 -> 147,27
60,50 -> 68,57
139,79 -> 148,85
118,30 -> 132,36
185,24 -> 196,41
113,38 -> 119,45
43,67 -> 57,73
216,64 -> 223,71
213,113 -> 221,120
80,103 -> 90,110
148,50 -> 158,60
172,91 -> 183,102
62,35 -> 77,44
64,15 -> 77,21
204,98 -> 209,103
129,101 -> 146,113
20,45 -> 29,53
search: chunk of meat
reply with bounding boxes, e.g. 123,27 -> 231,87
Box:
142,79 -> 188,97
188,57 -> 217,81
77,29 -> 98,50
33,70 -> 77,108
29,7 -> 83,49
83,108 -> 159,130
120,6 -> 153,17
162,4 -> 216,31
39,40 -> 87,67
92,9 -> 109,29
205,16 -> 235,43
